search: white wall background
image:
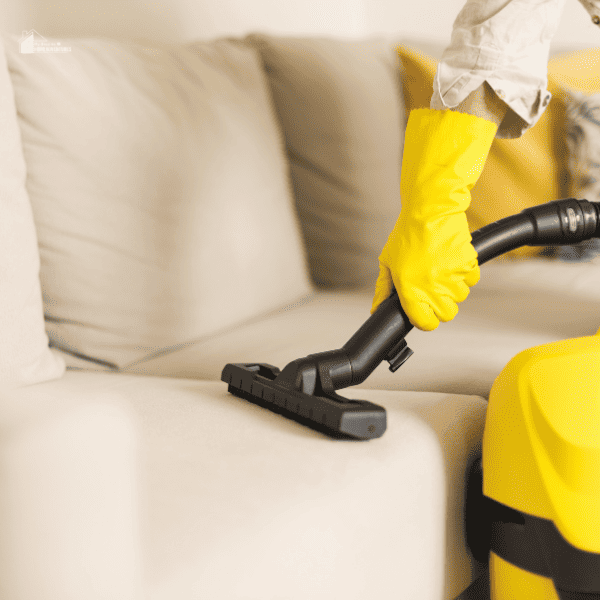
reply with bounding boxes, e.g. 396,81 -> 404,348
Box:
1,0 -> 599,51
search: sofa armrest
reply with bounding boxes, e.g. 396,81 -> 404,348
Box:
0,381 -> 143,600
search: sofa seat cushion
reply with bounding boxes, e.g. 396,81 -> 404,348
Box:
23,371 -> 487,599
124,258 -> 600,398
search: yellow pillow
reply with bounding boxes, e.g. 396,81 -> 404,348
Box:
397,45 -> 600,259
548,48 -> 600,96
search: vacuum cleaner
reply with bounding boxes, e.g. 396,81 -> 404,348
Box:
222,197 -> 600,600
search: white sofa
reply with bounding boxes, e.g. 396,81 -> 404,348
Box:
1,28 -> 600,600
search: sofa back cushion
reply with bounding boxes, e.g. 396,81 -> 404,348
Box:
0,38 -> 65,387
248,34 -> 404,289
4,35 -> 312,369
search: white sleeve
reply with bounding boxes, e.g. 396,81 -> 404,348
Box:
431,0 -> 570,139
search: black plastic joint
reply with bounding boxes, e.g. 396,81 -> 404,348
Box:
521,198 -> 600,245
273,349 -> 352,395
312,349 -> 353,393
385,338 -> 414,372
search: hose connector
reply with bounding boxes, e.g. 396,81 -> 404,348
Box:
521,198 -> 600,245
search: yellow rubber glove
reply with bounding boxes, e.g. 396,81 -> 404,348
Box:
371,108 -> 498,331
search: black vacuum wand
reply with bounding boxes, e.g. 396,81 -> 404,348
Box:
222,198 -> 600,440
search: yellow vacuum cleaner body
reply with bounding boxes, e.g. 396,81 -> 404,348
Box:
470,334 -> 600,599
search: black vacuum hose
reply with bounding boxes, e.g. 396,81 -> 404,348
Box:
337,198 -> 600,388
273,199 -> 600,395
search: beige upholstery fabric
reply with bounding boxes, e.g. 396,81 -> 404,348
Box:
0,37 -> 65,387
248,34 -> 404,288
0,379 -> 141,599
126,259 -> 600,398
4,35 -> 312,369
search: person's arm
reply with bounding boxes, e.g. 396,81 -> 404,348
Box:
372,0 -> 564,328
451,81 -> 508,128
371,83 -> 508,329
431,0 -> 568,139
371,107 -> 498,329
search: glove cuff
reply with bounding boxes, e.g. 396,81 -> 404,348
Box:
401,108 -> 498,219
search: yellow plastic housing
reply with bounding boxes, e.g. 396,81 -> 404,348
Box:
490,552 -> 559,600
483,335 -> 600,554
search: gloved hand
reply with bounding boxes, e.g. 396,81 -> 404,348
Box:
371,108 -> 498,331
